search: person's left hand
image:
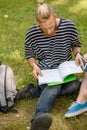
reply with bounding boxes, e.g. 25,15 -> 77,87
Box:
83,54 -> 87,61
75,53 -> 82,67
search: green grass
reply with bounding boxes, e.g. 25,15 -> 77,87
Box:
0,0 -> 87,130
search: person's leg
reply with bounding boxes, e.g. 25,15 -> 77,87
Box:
65,72 -> 87,117
76,72 -> 87,103
30,84 -> 47,98
60,79 -> 81,95
16,83 -> 45,100
32,84 -> 62,120
30,84 -> 62,130
31,79 -> 80,120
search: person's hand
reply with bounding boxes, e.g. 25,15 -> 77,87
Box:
83,54 -> 87,61
32,64 -> 43,79
75,53 -> 82,67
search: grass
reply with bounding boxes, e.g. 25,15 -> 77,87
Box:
0,0 -> 87,130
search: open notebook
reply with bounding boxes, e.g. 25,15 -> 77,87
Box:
38,61 -> 83,86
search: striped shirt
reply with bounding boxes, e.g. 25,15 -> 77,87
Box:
25,18 -> 81,69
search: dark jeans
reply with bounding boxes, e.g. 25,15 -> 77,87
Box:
30,79 -> 81,121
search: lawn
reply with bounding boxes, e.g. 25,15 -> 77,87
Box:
0,0 -> 87,130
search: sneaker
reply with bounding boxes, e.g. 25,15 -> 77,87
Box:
30,113 -> 52,130
68,102 -> 76,110
65,101 -> 87,118
16,83 -> 35,100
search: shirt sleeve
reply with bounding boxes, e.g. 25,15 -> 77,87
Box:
70,22 -> 81,47
25,30 -> 36,59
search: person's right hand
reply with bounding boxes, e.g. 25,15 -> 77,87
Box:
32,64 -> 43,79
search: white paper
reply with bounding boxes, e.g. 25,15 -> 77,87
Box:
58,61 -> 83,79
38,69 -> 62,85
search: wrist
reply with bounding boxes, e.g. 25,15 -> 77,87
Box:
75,52 -> 82,57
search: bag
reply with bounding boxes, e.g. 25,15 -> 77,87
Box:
0,63 -> 17,113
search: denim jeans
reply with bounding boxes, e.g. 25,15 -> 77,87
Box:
31,79 -> 81,121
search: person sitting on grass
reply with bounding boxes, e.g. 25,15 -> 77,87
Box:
65,54 -> 87,117
24,0 -> 83,130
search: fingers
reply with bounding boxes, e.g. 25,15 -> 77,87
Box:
75,53 -> 82,67
32,65 -> 43,79
83,54 -> 87,60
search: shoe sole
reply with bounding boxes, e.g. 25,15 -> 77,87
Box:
65,107 -> 87,117
30,113 -> 52,130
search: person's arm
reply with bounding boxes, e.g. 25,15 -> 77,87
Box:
72,47 -> 82,66
72,47 -> 81,56
27,58 -> 42,79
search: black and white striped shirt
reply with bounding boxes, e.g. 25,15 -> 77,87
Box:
25,18 -> 81,69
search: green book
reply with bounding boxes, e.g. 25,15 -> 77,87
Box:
38,61 -> 83,86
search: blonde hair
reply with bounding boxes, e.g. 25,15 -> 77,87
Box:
37,0 -> 44,5
36,0 -> 55,22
